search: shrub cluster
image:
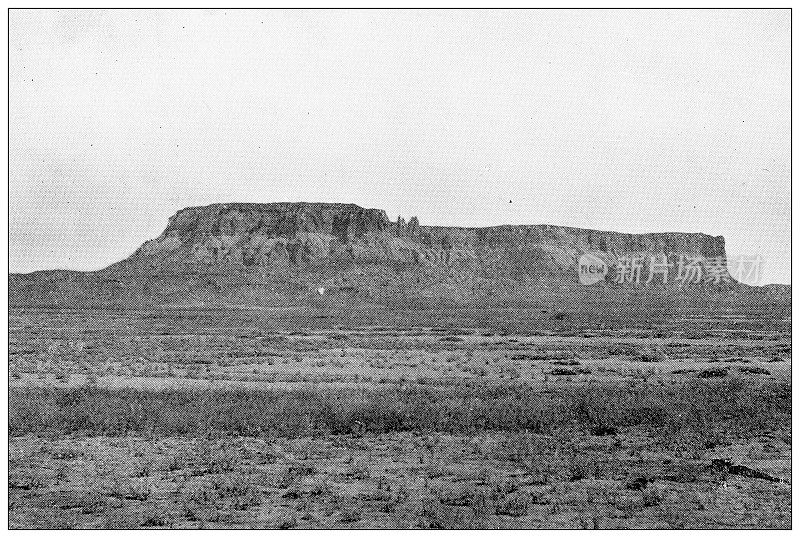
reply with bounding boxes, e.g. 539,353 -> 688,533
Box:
9,378 -> 789,438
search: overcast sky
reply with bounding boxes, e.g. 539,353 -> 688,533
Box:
9,9 -> 790,283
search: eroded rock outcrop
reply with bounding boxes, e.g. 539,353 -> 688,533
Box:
11,201 -> 764,308
115,203 -> 730,283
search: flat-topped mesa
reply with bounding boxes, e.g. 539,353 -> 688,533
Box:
421,225 -> 728,276
10,201 -> 771,308
162,202 -> 391,240
117,202 -> 730,286
119,202 -> 396,269
418,224 -> 725,255
412,224 -> 728,284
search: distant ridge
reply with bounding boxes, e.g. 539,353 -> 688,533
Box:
9,202 -> 789,308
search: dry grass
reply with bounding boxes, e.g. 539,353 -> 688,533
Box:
7,307 -> 792,529
9,423 -> 790,529
9,377 -> 789,439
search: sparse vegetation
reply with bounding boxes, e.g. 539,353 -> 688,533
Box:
10,378 -> 788,438
7,307 -> 791,529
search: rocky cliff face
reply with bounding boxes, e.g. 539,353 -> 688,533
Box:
11,202 -> 749,307
115,202 -> 729,281
118,203 -> 396,269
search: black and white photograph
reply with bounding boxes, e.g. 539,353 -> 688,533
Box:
7,7 -> 792,529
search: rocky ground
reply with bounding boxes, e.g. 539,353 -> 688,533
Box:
8,306 -> 791,529
9,428 -> 790,529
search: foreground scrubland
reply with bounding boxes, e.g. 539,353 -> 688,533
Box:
8,307 -> 791,528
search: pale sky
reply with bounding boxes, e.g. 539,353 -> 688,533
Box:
9,9 -> 790,283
